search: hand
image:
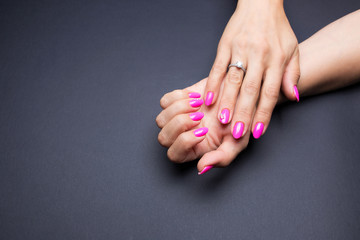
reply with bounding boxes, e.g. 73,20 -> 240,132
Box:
204,0 -> 300,139
156,78 -> 250,174
156,10 -> 360,174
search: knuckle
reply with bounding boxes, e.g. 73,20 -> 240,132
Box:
243,80 -> 259,95
167,149 -> 179,163
236,107 -> 252,121
158,131 -> 169,147
160,96 -> 168,108
264,85 -> 279,100
173,115 -> 188,131
211,62 -> 226,78
177,133 -> 191,149
227,69 -> 242,85
156,115 -> 165,128
256,108 -> 272,121
220,98 -> 234,109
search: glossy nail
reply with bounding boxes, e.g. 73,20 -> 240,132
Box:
189,99 -> 204,108
253,122 -> 264,139
188,92 -> 201,98
232,121 -> 244,139
293,85 -> 300,102
193,127 -> 208,137
219,108 -> 230,124
198,165 -> 213,175
189,112 -> 204,121
205,91 -> 214,106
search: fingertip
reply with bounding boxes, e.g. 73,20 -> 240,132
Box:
189,112 -> 204,121
293,85 -> 300,102
219,108 -> 230,124
252,122 -> 264,139
282,55 -> 300,102
198,165 -> 214,175
188,92 -> 201,98
205,91 -> 214,106
232,121 -> 245,139
196,150 -> 227,173
197,152 -> 218,173
193,127 -> 208,137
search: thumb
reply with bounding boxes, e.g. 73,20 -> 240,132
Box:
281,48 -> 300,102
197,134 -> 249,175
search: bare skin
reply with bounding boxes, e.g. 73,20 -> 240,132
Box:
156,10 -> 360,173
204,0 -> 300,139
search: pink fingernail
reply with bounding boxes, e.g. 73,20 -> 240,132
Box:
205,91 -> 214,106
253,122 -> 264,139
193,127 -> 208,137
198,165 -> 213,175
232,121 -> 244,139
293,85 -> 300,102
219,108 -> 230,124
189,112 -> 204,121
188,92 -> 201,98
189,99 -> 204,108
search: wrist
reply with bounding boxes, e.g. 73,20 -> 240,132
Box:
237,0 -> 284,10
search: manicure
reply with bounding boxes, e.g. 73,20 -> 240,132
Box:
189,112 -> 204,121
198,165 -> 213,175
188,92 -> 201,98
193,127 -> 208,137
205,91 -> 214,106
293,85 -> 300,102
253,122 -> 264,139
189,99 -> 204,108
219,108 -> 230,124
233,121 -> 244,139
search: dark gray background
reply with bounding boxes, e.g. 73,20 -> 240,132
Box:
1,0 -> 360,239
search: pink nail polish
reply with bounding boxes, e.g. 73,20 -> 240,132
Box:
188,92 -> 201,98
253,122 -> 264,139
189,112 -> 204,121
189,99 -> 204,108
219,108 -> 230,124
198,165 -> 213,175
205,91 -> 214,106
232,121 -> 244,139
293,85 -> 300,102
193,127 -> 208,137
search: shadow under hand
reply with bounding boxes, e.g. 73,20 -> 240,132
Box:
195,138 -> 258,195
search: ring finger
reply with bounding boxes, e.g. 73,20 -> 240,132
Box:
217,55 -> 247,125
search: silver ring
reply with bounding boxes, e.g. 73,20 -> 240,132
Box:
228,61 -> 246,74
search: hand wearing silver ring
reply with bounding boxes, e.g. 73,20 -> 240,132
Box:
157,10 -> 360,174
203,0 -> 300,140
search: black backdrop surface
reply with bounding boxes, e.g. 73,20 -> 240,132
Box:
1,0 -> 360,239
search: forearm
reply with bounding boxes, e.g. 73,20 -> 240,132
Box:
298,10 -> 360,97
